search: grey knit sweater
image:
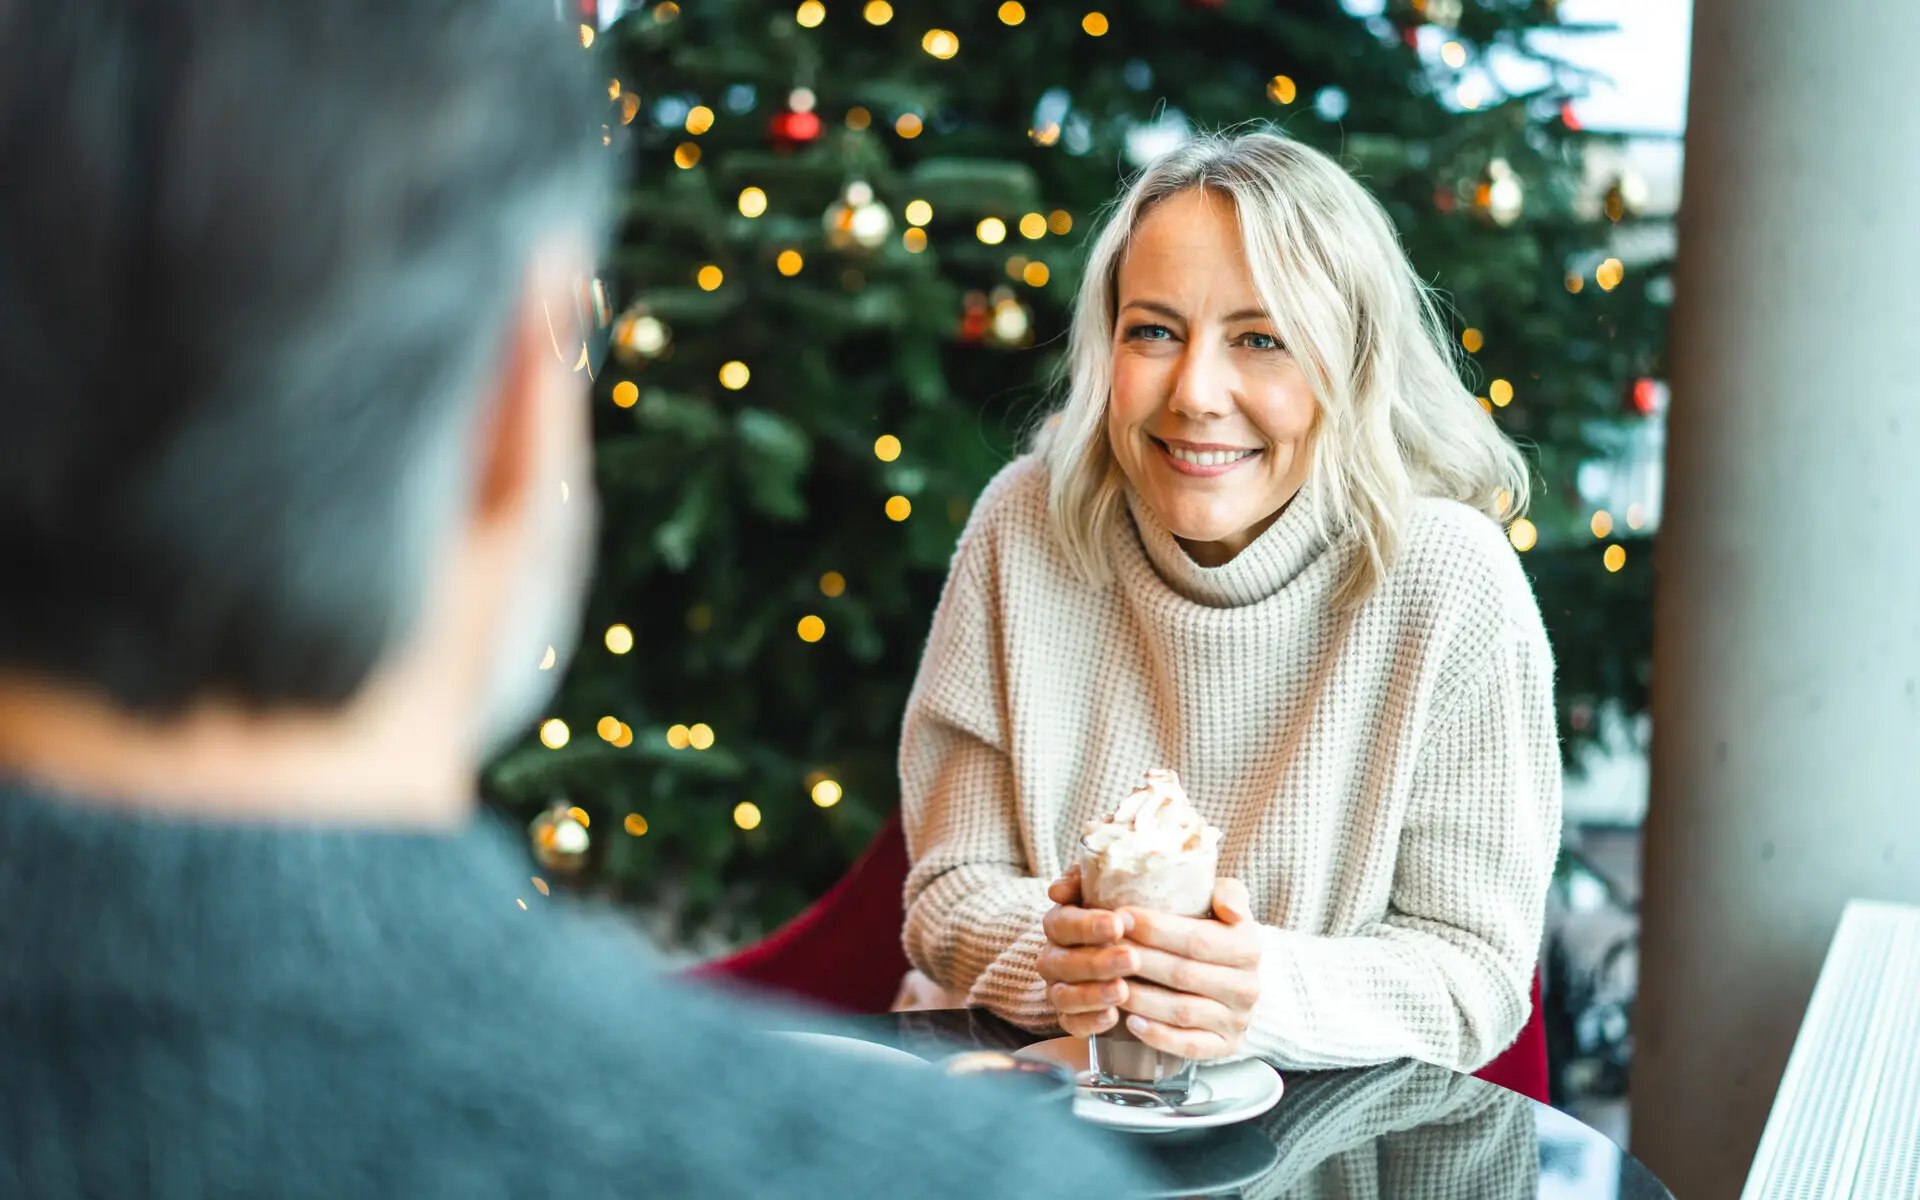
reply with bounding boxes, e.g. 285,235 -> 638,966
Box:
0,781 -> 1150,1198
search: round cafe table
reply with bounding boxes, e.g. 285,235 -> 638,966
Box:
833,1008 -> 1671,1200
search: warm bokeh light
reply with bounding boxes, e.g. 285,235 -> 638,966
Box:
922,29 -> 959,58
999,1 -> 1025,24
539,645 -> 557,670
1566,273 -> 1584,293
654,1 -> 680,20
666,724 -> 692,750
1441,41 -> 1467,68
977,217 -> 1007,245
1082,12 -> 1108,36
540,719 -> 570,749
874,434 -> 902,461
605,623 -> 634,654
1604,544 -> 1627,572
863,0 -> 892,24
1490,379 -> 1514,407
579,24 -> 595,47
846,106 -> 871,131
613,723 -> 632,748
903,228 -> 928,253
1023,261 -> 1050,287
689,723 -> 715,750
905,199 -> 933,226
624,813 -> 649,836
597,716 -> 621,742
1267,75 -> 1297,104
886,495 -> 912,521
1627,503 -> 1647,530
796,1 -> 825,27
1462,327 -> 1485,353
1495,489 -> 1513,516
1507,518 -> 1538,552
1004,256 -> 1028,280
719,361 -> 751,389
685,105 -> 715,134
532,876 -> 550,896
568,806 -> 590,828
797,615 -> 826,643
1591,510 -> 1615,539
621,94 -> 642,124
894,112 -> 923,138
612,381 -> 639,408
812,779 -> 843,808
697,265 -> 724,290
738,187 -> 768,217
1597,258 -> 1626,291
1048,209 -> 1073,235
819,571 -> 846,597
673,143 -> 702,169
777,249 -> 803,276
734,802 -> 762,830
1019,212 -> 1047,239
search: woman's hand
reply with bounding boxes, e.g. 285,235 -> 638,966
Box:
1116,878 -> 1263,1060
1037,865 -> 1139,1037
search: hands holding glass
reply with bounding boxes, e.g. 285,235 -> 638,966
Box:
1038,865 -> 1263,1062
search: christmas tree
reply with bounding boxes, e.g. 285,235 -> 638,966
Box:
484,0 -> 1668,940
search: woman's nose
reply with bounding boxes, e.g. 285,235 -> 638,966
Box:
1166,341 -> 1235,421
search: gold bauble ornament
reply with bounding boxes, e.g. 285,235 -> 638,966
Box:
823,181 -> 894,251
528,803 -> 591,873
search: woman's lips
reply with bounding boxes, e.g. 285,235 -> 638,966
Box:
1153,437 -> 1261,478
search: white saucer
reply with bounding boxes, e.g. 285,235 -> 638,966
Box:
772,1031 -> 930,1068
1014,1037 -> 1284,1134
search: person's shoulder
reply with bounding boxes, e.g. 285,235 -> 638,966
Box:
1383,497 -> 1545,641
948,454 -> 1060,577
437,939 -> 1149,1198
962,454 -> 1051,542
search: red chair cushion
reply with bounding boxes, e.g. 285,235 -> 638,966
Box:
692,812 -> 1552,1105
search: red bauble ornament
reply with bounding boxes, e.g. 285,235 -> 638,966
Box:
1560,102 -> 1584,131
958,292 -> 990,344
767,109 -> 823,152
1629,378 -> 1668,417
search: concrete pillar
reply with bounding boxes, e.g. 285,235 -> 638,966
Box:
1634,0 -> 1920,1194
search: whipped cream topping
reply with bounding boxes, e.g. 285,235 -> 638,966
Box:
1082,768 -> 1222,869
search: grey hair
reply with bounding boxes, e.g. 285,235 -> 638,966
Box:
1036,128 -> 1529,608
0,0 -> 613,712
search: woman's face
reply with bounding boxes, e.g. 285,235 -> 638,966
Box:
1107,189 -> 1317,567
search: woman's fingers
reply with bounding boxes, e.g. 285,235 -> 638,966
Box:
1117,979 -> 1246,1040
1060,1008 -> 1122,1038
1123,1013 -> 1236,1061
1121,906 -> 1261,968
1046,864 -> 1083,906
1048,978 -> 1129,1015
1043,902 -> 1132,947
1037,941 -> 1137,985
1125,946 -> 1261,1013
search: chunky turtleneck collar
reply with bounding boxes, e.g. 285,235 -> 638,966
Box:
1120,482 -> 1336,608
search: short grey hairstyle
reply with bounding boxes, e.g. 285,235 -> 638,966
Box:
1037,129 -> 1530,607
0,0 -> 613,712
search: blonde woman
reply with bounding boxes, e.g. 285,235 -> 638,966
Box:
897,129 -> 1561,1073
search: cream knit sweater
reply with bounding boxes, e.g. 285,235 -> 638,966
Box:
899,457 -> 1561,1073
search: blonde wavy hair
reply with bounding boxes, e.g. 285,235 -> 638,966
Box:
1036,128 -> 1530,609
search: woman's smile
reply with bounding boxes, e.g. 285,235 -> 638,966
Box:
1151,435 -> 1263,477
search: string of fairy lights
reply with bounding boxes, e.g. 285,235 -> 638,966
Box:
521,0 -> 1650,878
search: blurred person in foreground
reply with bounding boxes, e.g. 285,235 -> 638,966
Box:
0,3 -> 1147,1197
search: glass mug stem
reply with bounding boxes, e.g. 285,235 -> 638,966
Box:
1089,1021 -> 1199,1102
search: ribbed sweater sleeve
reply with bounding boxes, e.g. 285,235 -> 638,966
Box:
899,541 -> 1057,1027
1245,623 -> 1561,1072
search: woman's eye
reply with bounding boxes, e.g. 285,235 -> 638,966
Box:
1240,332 -> 1283,351
1126,324 -> 1173,342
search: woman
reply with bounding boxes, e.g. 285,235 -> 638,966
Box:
897,129 -> 1560,1074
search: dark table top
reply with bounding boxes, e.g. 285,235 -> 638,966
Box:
828,1008 -> 1671,1200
